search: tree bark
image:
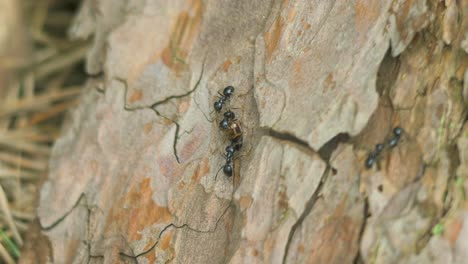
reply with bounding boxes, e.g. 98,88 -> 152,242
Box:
21,0 -> 468,263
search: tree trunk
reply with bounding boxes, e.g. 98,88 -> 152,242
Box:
21,0 -> 468,263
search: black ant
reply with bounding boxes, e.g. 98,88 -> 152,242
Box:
215,145 -> 236,180
219,109 -> 243,149
214,117 -> 244,180
214,86 -> 234,112
219,110 -> 235,129
387,127 -> 403,148
365,143 -> 384,168
365,126 -> 404,169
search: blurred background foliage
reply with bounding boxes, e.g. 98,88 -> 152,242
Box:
0,0 -> 88,262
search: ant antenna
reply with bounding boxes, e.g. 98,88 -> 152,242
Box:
193,92 -> 215,122
214,166 -> 224,181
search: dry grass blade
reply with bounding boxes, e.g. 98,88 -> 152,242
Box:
0,215 -> 29,232
0,87 -> 82,118
33,47 -> 58,67
0,128 -> 55,143
9,210 -> 34,222
0,0 -> 89,261
0,242 -> 15,264
0,134 -> 50,156
27,98 -> 78,126
0,152 -> 47,172
0,185 -> 22,247
0,57 -> 31,70
33,42 -> 90,80
0,167 -> 38,180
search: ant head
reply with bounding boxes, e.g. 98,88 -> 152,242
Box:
375,143 -> 384,152
214,101 -> 223,112
223,164 -> 233,176
224,110 -> 235,119
365,155 -> 375,169
223,86 -> 234,97
388,137 -> 399,148
219,119 -> 229,129
393,127 -> 403,137
226,145 -> 235,154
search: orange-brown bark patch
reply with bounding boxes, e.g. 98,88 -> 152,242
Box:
297,244 -> 305,253
290,59 -> 305,89
265,16 -> 284,61
278,190 -> 289,210
106,178 -> 173,241
161,0 -> 203,75
192,157 -> 210,181
160,229 -> 175,250
145,250 -> 156,263
128,179 -> 172,240
444,217 -> 464,246
158,155 -> 181,179
306,197 -> 361,263
287,7 -> 296,23
323,73 -> 336,92
355,0 -> 381,33
178,100 -> 190,113
180,130 -> 203,162
223,59 -> 232,72
239,195 -> 253,210
129,89 -> 143,103
143,123 -> 153,134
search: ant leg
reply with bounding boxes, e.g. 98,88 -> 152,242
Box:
232,160 -> 237,186
218,151 -> 228,159
214,166 -> 224,181
193,93 -> 215,122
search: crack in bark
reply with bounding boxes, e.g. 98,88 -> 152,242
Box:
353,196 -> 369,264
42,58 -> 209,262
86,239 -> 93,264
261,127 -> 314,151
88,254 -> 103,263
40,193 -> 87,231
84,204 -> 93,263
115,56 -> 206,164
281,166 -> 330,264
318,133 -> 351,162
150,108 -> 182,163
131,199 -> 233,261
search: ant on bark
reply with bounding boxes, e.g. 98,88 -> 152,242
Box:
213,86 -> 234,112
365,127 -> 403,169
215,145 -> 236,180
215,119 -> 244,179
211,85 -> 246,180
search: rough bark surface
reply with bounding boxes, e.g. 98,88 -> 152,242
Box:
21,0 -> 467,263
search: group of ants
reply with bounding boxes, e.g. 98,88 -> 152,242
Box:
212,86 -> 244,180
211,86 -> 404,181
